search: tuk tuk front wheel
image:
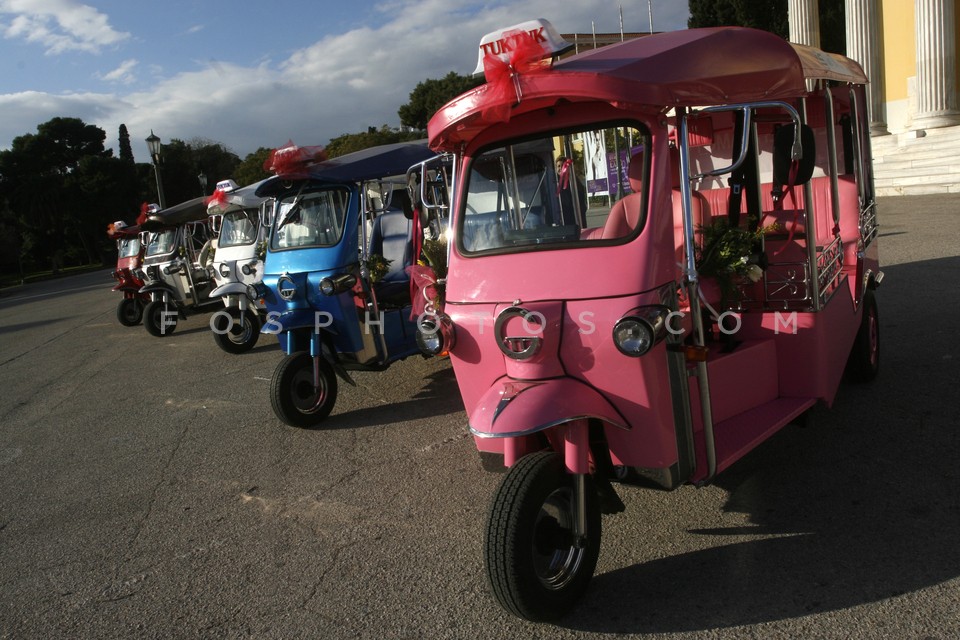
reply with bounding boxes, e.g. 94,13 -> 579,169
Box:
143,300 -> 177,337
270,352 -> 338,428
116,298 -> 143,326
212,309 -> 261,354
846,289 -> 879,383
484,451 -> 601,622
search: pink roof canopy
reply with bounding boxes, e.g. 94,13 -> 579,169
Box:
428,27 -> 867,149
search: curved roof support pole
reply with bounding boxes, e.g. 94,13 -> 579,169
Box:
677,107 -> 716,483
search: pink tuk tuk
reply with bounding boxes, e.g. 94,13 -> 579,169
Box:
107,213 -> 151,326
423,22 -> 882,620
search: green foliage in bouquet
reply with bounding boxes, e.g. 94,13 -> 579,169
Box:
366,253 -> 392,283
420,236 -> 448,279
695,218 -> 777,305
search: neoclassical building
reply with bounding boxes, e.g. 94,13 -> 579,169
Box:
789,0 -> 959,134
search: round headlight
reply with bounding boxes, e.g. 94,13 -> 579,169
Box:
613,317 -> 655,357
319,277 -> 336,296
319,273 -> 358,296
416,315 -> 455,356
241,263 -> 253,276
417,326 -> 444,355
218,263 -> 231,278
612,306 -> 670,357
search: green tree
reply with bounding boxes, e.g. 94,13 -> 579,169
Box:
688,0 -> 789,39
150,138 -> 240,205
398,71 -> 484,130
687,0 -> 844,53
0,118 -> 112,273
118,124 -> 134,163
189,137 -> 241,196
232,147 -> 273,187
325,125 -> 423,158
817,0 -> 846,55
67,154 -> 136,265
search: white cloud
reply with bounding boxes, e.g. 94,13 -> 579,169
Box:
0,0 -> 690,161
98,58 -> 137,84
0,0 -> 129,54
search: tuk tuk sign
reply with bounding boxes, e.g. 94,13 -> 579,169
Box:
472,18 -> 570,75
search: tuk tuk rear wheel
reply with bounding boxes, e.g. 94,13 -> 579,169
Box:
270,352 -> 338,428
212,309 -> 260,354
484,451 -> 601,622
143,300 -> 177,337
847,289 -> 879,383
117,298 -> 143,326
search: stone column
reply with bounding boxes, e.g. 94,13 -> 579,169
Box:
789,0 -> 821,47
914,0 -> 960,129
845,0 -> 888,135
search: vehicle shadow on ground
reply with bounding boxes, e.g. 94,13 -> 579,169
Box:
561,256 -> 960,633
0,317 -> 76,335
315,366 -> 464,431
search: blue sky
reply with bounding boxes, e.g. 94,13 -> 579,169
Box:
0,0 -> 689,162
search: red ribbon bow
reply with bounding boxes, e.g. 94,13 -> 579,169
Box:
264,140 -> 328,178
205,189 -> 228,209
406,264 -> 442,319
480,29 -> 551,123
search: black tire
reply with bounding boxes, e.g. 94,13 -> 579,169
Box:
484,451 -> 601,622
846,289 -> 879,383
270,352 -> 338,427
143,300 -> 178,337
117,298 -> 143,326
212,308 -> 261,354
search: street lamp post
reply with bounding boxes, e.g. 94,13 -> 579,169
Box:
198,172 -> 207,196
145,130 -> 166,209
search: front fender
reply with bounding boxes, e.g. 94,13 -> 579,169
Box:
469,377 -> 629,438
209,282 -> 250,299
112,282 -> 143,293
139,281 -> 177,296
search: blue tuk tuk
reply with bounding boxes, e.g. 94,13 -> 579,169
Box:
254,141 -> 446,426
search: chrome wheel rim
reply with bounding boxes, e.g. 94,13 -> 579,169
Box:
290,365 -> 326,414
531,486 -> 585,591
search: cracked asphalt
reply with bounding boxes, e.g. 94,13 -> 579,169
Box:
1,193 -> 959,639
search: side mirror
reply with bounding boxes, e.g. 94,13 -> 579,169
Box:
261,200 -> 275,228
407,170 -> 423,211
773,123 -> 816,187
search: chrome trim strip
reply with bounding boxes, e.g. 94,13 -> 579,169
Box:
469,414 -> 629,439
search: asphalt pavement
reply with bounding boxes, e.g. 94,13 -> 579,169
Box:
1,193 -> 958,639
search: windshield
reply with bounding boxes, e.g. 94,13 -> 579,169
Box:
145,229 -> 177,257
459,123 -> 649,254
118,237 -> 140,258
219,209 -> 259,248
272,187 -> 350,250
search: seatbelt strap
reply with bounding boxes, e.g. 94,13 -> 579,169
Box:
727,114 -> 745,227
409,205 -> 423,307
772,161 -> 800,256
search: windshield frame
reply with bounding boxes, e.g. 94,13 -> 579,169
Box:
144,228 -> 179,258
269,185 -> 353,252
217,208 -> 261,248
456,119 -> 651,258
118,237 -> 141,258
